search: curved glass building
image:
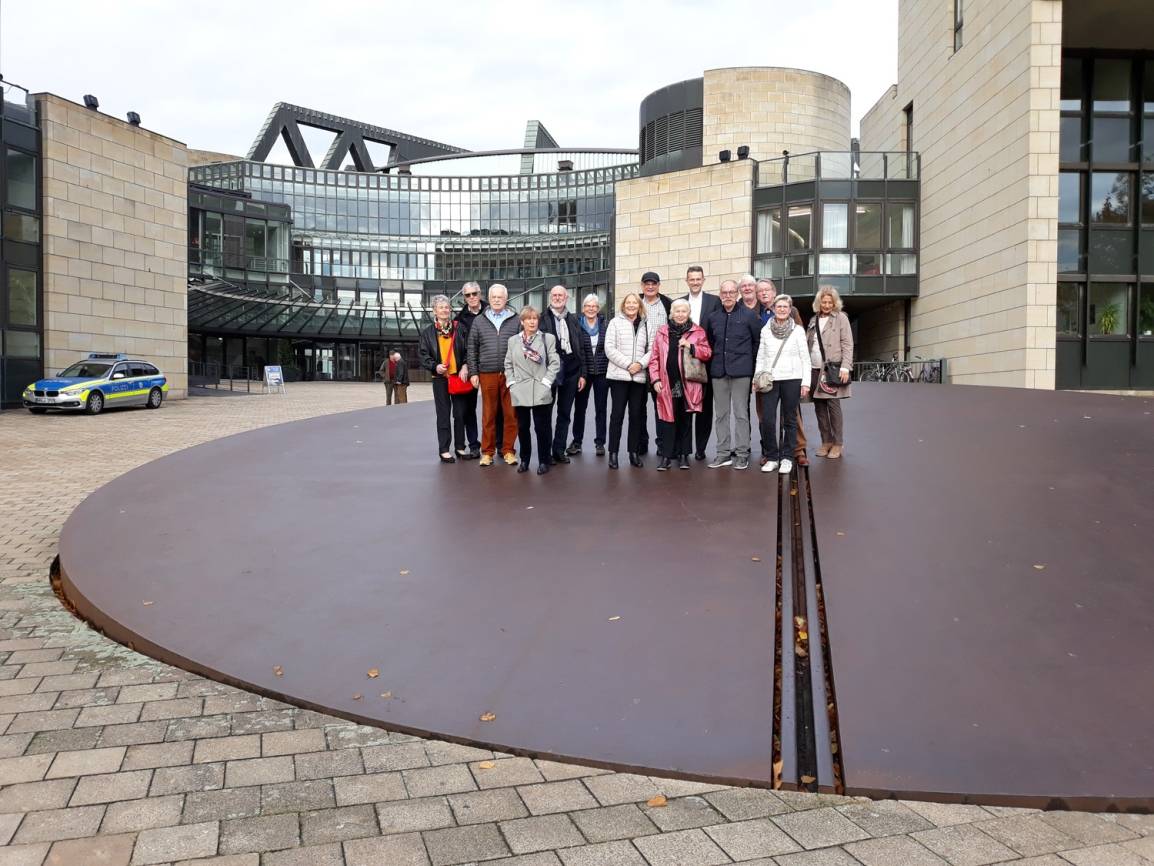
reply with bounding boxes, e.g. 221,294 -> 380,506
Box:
187,109 -> 636,381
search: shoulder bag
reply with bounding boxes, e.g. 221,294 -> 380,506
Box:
814,317 -> 841,395
753,335 -> 788,393
445,326 -> 474,395
680,332 -> 708,384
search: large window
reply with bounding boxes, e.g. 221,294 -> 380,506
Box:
7,268 -> 36,327
821,204 -> 847,248
5,150 -> 35,211
787,206 -> 811,251
757,208 -> 781,254
1057,283 -> 1082,336
854,203 -> 882,248
1089,282 -> 1129,337
1090,172 -> 1131,224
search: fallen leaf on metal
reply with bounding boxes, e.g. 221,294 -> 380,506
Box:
142,600 -> 154,606
400,569 -> 410,575
800,774 -> 816,784
379,691 -> 392,699
752,556 -> 761,562
608,616 -> 621,622
352,693 -> 363,700
1033,564 -> 1046,571
367,669 -> 380,678
272,666 -> 284,677
480,712 -> 496,722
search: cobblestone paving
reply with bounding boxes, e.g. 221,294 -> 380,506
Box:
0,383 -> 1150,866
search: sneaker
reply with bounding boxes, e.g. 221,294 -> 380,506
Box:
708,453 -> 734,468
657,457 -> 671,471
778,459 -> 793,474
679,456 -> 690,470
733,456 -> 750,470
760,460 -> 779,473
479,454 -> 493,467
566,442 -> 581,456
502,452 -> 519,466
595,444 -> 606,457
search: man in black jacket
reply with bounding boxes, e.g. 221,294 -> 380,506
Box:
703,279 -> 761,471
538,285 -> 589,464
681,265 -> 721,461
452,281 -> 487,457
639,271 -> 672,456
467,284 -> 522,467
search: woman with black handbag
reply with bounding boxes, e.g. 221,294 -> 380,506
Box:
753,295 -> 811,475
647,299 -> 712,471
807,285 -> 854,459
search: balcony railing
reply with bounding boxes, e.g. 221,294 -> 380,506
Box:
757,151 -> 920,187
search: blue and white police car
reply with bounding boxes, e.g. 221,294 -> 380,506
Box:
22,353 -> 169,415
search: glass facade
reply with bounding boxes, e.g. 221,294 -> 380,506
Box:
753,151 -> 919,302
0,86 -> 41,408
187,155 -> 636,381
1057,51 -> 1154,389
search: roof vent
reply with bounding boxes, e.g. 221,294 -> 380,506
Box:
558,159 -> 574,172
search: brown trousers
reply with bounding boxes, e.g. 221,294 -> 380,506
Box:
813,398 -> 844,445
479,372 -> 518,457
755,392 -> 808,454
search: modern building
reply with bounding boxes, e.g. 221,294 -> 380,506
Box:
4,0 -> 1153,407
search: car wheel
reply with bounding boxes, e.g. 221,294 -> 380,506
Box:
146,387 -> 164,409
28,407 -> 48,414
85,391 -> 104,415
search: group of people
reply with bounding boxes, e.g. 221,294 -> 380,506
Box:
416,268 -> 853,476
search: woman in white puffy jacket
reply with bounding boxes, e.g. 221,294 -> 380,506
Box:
603,293 -> 650,469
753,294 -> 811,475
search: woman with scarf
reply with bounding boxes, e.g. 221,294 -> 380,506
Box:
647,299 -> 712,471
504,306 -> 561,475
417,295 -> 474,463
753,294 -> 811,475
604,292 -> 650,469
568,294 -> 610,457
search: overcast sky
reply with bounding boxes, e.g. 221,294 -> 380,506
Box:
2,0 -> 898,160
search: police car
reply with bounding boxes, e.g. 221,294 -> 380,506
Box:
22,353 -> 169,415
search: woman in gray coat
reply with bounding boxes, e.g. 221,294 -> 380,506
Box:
806,285 -> 854,459
504,306 -> 562,474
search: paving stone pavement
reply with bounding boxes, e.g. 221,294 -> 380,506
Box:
0,383 -> 1151,866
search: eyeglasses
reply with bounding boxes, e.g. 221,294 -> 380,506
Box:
464,292 -> 479,297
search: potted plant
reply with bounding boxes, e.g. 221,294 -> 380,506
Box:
1140,296 -> 1154,336
1098,302 -> 1119,336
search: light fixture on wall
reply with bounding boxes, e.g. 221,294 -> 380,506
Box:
126,111 -> 141,126
737,145 -> 750,160
83,94 -> 99,110
718,149 -> 732,162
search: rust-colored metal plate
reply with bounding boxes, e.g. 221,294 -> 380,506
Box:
59,404 -> 779,785
811,384 -> 1154,810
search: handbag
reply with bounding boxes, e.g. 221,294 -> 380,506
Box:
753,335 -> 788,393
445,327 -> 474,395
681,343 -> 708,384
814,317 -> 841,395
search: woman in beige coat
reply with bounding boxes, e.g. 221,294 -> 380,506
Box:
504,307 -> 562,474
806,285 -> 853,459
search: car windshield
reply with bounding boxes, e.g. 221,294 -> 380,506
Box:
57,362 -> 112,379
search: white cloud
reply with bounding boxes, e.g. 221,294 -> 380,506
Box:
1,0 -> 897,157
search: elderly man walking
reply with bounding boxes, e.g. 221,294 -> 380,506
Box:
538,285 -> 588,465
467,284 -> 522,466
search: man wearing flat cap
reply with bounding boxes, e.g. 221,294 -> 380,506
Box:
639,271 -> 672,456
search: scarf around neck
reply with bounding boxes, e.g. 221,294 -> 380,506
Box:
522,332 -> 543,364
667,318 -> 692,341
769,316 -> 794,340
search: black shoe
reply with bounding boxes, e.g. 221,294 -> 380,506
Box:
679,455 -> 690,470
468,447 -> 481,460
439,454 -> 456,464
595,444 -> 606,457
694,451 -> 707,461
608,453 -> 619,469
629,452 -> 643,468
657,457 -> 671,471
517,461 -> 530,473
537,463 -> 551,475
552,452 -> 571,464
566,442 -> 581,456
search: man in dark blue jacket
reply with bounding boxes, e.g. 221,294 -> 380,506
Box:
703,279 -> 762,471
539,285 -> 588,465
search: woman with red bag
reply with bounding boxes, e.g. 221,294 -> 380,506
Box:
418,295 -> 475,463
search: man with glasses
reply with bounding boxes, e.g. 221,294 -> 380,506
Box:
703,280 -> 761,470
453,282 -> 487,458
467,284 -> 522,467
640,271 -> 672,456
538,285 -> 588,465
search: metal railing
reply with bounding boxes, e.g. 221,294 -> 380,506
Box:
853,355 -> 945,384
188,362 -> 258,392
756,151 -> 920,187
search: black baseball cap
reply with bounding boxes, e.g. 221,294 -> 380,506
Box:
641,271 -> 661,283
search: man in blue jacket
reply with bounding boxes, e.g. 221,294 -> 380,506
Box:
539,285 -> 588,465
702,279 -> 762,470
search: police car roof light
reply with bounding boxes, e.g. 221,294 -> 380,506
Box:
87,353 -> 128,360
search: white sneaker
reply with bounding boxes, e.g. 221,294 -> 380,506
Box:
778,459 -> 793,474
760,460 -> 778,473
